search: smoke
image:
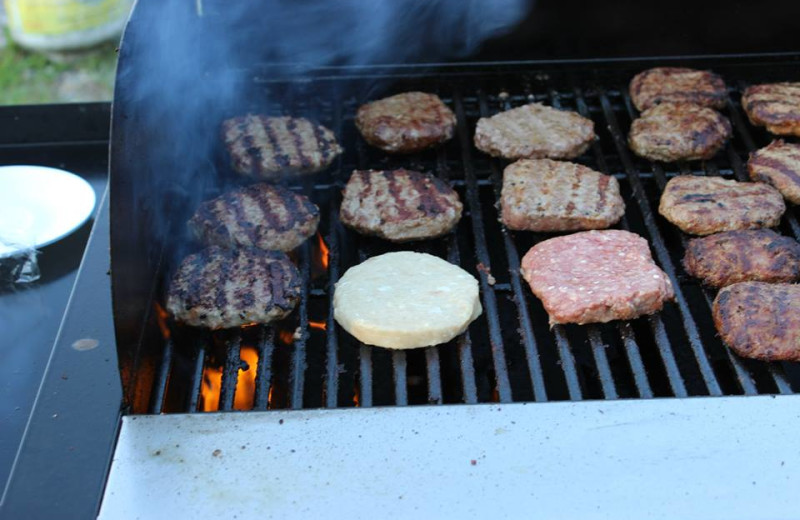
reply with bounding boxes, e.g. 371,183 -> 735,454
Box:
114,0 -> 530,264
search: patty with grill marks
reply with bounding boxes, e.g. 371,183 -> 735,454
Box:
628,103 -> 732,162
500,159 -> 625,232
713,282 -> 800,361
166,246 -> 301,329
747,140 -> 800,204
683,230 -> 800,288
340,168 -> 462,242
520,230 -> 674,325
474,102 -> 596,160
355,92 -> 456,153
741,82 -> 800,137
188,183 -> 319,252
629,67 -> 728,111
659,175 -> 785,235
221,114 -> 342,180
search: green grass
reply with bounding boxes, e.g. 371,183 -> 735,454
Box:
0,31 -> 117,105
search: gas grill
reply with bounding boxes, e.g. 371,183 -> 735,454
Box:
4,1 -> 800,519
133,60 -> 800,417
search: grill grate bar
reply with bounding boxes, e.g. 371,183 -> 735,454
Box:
218,332 -> 242,411
648,316 -> 689,397
618,321 -> 654,398
288,242 -> 311,409
553,326 -> 584,399
253,327 -> 275,410
453,90 -> 513,402
600,89 -> 723,396
647,159 -> 758,395
149,338 -> 174,414
392,351 -> 408,405
587,327 -> 618,399
187,338 -> 207,412
425,347 -> 443,404
324,94 -> 345,408
358,345 -> 373,407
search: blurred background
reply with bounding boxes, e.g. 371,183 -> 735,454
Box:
0,0 -> 130,105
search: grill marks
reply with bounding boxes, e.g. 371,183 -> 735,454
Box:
355,92 -> 457,153
500,159 -> 625,232
713,282 -> 800,361
222,114 -> 342,180
658,175 -> 785,235
166,247 -> 301,329
628,103 -> 732,162
188,183 -> 320,252
629,67 -> 728,111
340,168 -> 463,242
683,230 -> 800,288
474,102 -> 596,160
742,82 -> 800,136
748,140 -> 800,204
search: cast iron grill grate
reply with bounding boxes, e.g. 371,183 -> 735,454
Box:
140,62 -> 800,414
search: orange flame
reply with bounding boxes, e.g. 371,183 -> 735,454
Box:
200,346 -> 259,412
309,321 -> 327,331
201,366 -> 222,412
154,303 -> 171,339
317,233 -> 329,270
234,346 -> 258,410
278,329 -> 295,344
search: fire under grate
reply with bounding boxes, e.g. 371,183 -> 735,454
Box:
139,61 -> 800,414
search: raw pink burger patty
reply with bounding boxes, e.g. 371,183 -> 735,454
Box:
520,230 -> 674,325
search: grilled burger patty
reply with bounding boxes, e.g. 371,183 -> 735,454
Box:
340,168 -> 462,242
166,246 -> 301,329
500,159 -> 625,232
474,102 -> 596,160
520,230 -> 674,325
628,103 -> 732,162
629,67 -> 728,111
188,183 -> 319,252
355,92 -> 456,153
747,140 -> 800,204
683,230 -> 800,288
222,114 -> 342,180
713,282 -> 800,361
658,175 -> 785,235
741,82 -> 800,137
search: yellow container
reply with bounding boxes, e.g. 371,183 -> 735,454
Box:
4,0 -> 133,51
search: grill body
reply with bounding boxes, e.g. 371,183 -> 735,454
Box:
112,57 -> 800,417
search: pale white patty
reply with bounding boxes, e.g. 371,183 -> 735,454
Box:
333,252 -> 482,349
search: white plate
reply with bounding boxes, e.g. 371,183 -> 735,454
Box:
0,165 -> 96,258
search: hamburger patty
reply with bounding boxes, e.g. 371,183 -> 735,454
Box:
629,67 -> 728,111
658,175 -> 785,235
188,183 -> 320,252
500,159 -> 625,232
520,230 -> 674,325
221,114 -> 342,180
713,282 -> 800,361
683,230 -> 800,288
741,82 -> 800,137
747,140 -> 800,204
166,246 -> 301,329
628,103 -> 732,162
340,168 -> 462,242
355,92 -> 456,153
474,102 -> 596,160
333,251 -> 482,349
